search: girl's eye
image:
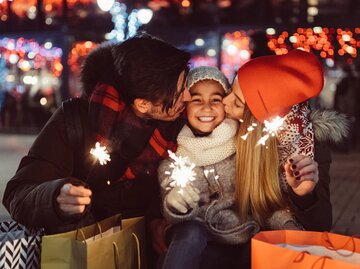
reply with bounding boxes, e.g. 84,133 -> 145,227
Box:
191,98 -> 201,103
212,98 -> 222,103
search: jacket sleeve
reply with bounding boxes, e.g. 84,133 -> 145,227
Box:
2,108 -> 91,230
288,141 -> 332,231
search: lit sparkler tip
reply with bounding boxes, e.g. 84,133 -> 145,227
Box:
167,150 -> 196,189
257,115 -> 286,146
263,116 -> 285,134
90,142 -> 111,165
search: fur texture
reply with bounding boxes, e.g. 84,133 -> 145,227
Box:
80,43 -> 120,98
310,109 -> 350,143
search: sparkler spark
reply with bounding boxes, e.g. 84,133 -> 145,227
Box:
240,122 -> 258,140
241,133 -> 249,140
258,116 -> 285,145
240,116 -> 285,146
166,150 -> 196,189
90,142 -> 111,165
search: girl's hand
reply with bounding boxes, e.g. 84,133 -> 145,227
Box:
284,155 -> 319,196
165,184 -> 200,213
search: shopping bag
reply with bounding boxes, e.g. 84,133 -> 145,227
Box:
0,220 -> 43,269
252,230 -> 360,269
41,215 -> 146,269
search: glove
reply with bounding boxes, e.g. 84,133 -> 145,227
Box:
165,184 -> 200,214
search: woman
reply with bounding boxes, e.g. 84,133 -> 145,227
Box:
222,49 -> 348,232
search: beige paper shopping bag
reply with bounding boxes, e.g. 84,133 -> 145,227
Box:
41,215 -> 146,269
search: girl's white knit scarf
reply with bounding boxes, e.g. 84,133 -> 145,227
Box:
176,118 -> 239,166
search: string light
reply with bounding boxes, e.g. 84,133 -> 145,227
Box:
0,37 -> 63,77
106,3 -> 153,42
265,27 -> 360,58
68,41 -> 98,73
0,0 -> 93,19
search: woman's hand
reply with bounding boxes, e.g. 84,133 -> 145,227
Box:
56,183 -> 92,214
284,155 -> 319,196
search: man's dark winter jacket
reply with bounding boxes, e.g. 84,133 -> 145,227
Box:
2,99 -> 184,234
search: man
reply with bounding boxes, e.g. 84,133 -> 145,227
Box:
3,33 -> 190,265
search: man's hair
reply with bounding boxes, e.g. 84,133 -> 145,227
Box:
81,32 -> 190,112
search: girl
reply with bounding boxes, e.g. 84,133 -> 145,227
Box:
158,66 -> 298,269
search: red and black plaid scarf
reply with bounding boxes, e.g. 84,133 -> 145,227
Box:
88,84 -> 184,184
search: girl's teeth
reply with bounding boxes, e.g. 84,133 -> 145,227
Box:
198,117 -> 214,122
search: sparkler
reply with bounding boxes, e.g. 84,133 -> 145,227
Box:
240,123 -> 258,140
240,116 -> 285,146
258,116 -> 285,145
90,142 -> 111,165
165,150 -> 196,189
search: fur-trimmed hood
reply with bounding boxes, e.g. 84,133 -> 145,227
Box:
80,43 -> 120,98
311,109 -> 350,143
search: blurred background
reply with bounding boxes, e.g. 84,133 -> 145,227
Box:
0,0 -> 359,233
0,0 -> 359,140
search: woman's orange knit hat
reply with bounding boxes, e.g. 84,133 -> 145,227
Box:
237,49 -> 324,123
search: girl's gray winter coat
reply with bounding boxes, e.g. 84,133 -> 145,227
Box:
158,110 -> 349,245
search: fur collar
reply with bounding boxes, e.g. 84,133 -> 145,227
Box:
310,110 -> 350,143
80,43 -> 120,98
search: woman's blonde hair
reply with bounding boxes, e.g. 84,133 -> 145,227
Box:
235,106 -> 287,226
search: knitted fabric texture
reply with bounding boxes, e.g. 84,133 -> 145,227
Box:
176,118 -> 238,166
88,83 -> 181,184
186,66 -> 230,93
237,49 -> 323,123
277,101 -> 314,190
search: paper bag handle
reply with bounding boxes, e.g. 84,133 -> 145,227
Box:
95,222 -> 103,238
132,232 -> 141,269
321,232 -> 358,254
76,229 -> 86,242
75,222 -> 104,243
311,256 -> 333,269
293,251 -> 332,269
113,233 -> 141,269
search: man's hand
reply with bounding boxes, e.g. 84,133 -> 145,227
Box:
165,184 -> 200,213
56,183 -> 92,214
148,218 -> 169,255
284,155 -> 319,196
